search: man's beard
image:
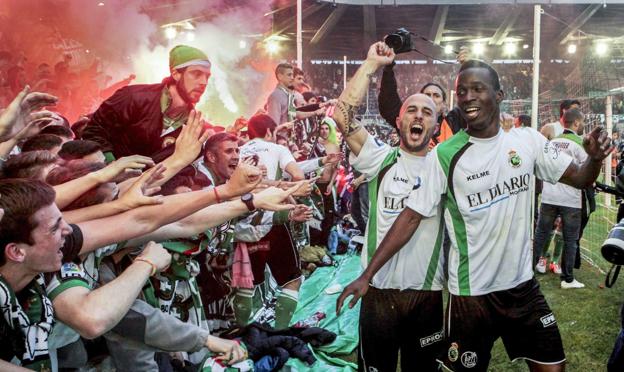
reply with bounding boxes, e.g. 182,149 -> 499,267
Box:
400,127 -> 433,153
176,78 -> 196,105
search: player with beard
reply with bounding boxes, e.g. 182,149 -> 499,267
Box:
334,42 -> 445,372
83,45 -> 211,160
339,58 -> 612,372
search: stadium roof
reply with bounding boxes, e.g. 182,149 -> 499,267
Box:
271,0 -> 624,60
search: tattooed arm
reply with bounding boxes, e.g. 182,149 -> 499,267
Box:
333,42 -> 396,156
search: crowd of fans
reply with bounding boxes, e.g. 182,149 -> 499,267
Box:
0,39 -> 623,372
307,60 -> 579,101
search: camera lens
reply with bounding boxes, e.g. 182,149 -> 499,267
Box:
384,34 -> 404,51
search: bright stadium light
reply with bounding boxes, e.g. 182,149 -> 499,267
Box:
504,43 -> 517,56
473,43 -> 485,56
444,45 -> 453,54
186,32 -> 195,42
596,41 -> 609,56
239,40 -> 247,49
265,40 -> 280,55
523,44 -> 529,49
567,44 -> 577,54
164,27 -> 177,40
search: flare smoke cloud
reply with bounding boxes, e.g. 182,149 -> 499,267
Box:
1,0 -> 282,125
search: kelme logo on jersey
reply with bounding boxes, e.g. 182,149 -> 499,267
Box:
508,150 -> 521,168
448,342 -> 459,362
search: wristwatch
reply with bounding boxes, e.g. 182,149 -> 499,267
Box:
241,193 -> 256,212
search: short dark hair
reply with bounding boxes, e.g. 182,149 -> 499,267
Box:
293,67 -> 304,77
559,99 -> 581,118
21,134 -> 63,153
275,63 -> 293,78
46,160 -> 108,211
302,91 -> 317,103
420,82 -> 447,102
204,132 -> 239,157
247,114 -> 277,140
58,140 -> 101,161
458,60 -> 501,91
562,108 -> 584,128
41,125 -> 74,138
2,151 -> 59,180
517,114 -> 531,128
161,172 -> 194,196
0,179 -> 56,265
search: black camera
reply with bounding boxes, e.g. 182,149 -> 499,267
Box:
602,219 -> 624,266
384,28 -> 413,54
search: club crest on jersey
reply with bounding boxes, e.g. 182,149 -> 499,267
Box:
448,342 -> 459,362
508,150 -> 521,168
461,351 -> 478,368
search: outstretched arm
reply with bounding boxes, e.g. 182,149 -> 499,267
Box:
333,42 -> 395,156
125,185 -> 299,246
76,163 -> 262,255
336,207 -> 422,314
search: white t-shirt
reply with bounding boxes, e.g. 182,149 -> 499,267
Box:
350,135 -> 445,291
541,130 -> 588,209
240,139 -> 296,181
407,128 -> 572,296
545,121 -> 564,139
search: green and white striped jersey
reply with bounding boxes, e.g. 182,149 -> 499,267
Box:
406,128 -> 572,296
351,135 -> 445,291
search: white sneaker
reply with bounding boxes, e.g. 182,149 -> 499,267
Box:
535,257 -> 547,274
561,279 -> 585,289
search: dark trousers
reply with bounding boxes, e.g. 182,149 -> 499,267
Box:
533,203 -> 582,282
358,287 -> 443,372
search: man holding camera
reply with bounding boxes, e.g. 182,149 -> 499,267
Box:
334,41 -> 445,372
378,29 -> 466,147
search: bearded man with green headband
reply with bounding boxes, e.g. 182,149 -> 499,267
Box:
84,45 -> 212,161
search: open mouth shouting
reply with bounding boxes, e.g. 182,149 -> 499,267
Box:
409,122 -> 424,141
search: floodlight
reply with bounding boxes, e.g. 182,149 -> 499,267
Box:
265,40 -> 280,54
504,43 -> 517,56
473,43 -> 485,56
596,42 -> 608,56
444,45 -> 453,54
164,27 -> 177,40
567,44 -> 577,54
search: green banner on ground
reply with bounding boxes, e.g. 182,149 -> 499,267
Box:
283,254 -> 362,371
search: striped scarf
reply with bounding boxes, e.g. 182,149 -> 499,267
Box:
0,273 -> 55,369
